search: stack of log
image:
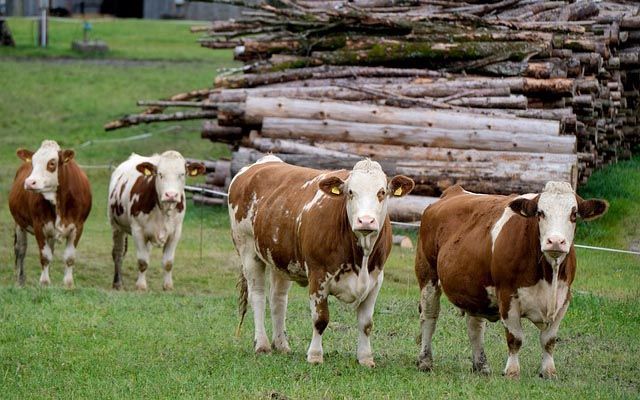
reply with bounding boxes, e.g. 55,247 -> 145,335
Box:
105,0 -> 640,217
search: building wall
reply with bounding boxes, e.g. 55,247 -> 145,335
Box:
5,0 -> 251,19
6,0 -> 100,16
143,0 -> 246,21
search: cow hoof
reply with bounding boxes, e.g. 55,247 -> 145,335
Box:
307,353 -> 324,364
39,278 -> 50,287
503,369 -> 520,379
162,283 -> 174,291
417,358 -> 433,372
417,351 -> 433,372
254,339 -> 271,354
473,362 -> 491,375
539,368 -> 557,379
135,282 -> 148,291
272,342 -> 291,354
63,278 -> 74,289
358,358 -> 376,368
113,282 -> 123,290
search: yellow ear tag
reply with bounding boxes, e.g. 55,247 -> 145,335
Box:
190,169 -> 198,176
144,168 -> 152,176
331,187 -> 341,195
64,157 -> 71,163
394,187 -> 403,196
25,157 -> 31,163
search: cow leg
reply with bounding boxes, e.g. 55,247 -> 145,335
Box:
242,251 -> 270,353
270,271 -> 292,353
417,279 -> 441,371
62,227 -> 77,289
501,294 -> 523,379
307,277 -> 329,364
161,226 -> 181,291
467,315 -> 490,374
538,299 -> 569,379
111,229 -> 126,290
35,231 -> 53,286
14,226 -> 27,286
356,271 -> 383,368
132,229 -> 151,291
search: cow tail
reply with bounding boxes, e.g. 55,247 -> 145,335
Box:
235,271 -> 248,337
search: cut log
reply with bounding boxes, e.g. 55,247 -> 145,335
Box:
201,120 -> 244,143
388,195 -> 439,223
215,65 -> 445,89
259,117 -> 574,153
315,142 -> 578,165
244,97 -> 561,135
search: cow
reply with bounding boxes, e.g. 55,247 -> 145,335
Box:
108,151 -> 205,291
9,140 -> 92,288
228,156 -> 414,366
415,182 -> 608,378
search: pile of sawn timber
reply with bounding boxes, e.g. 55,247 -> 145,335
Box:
105,0 -> 640,218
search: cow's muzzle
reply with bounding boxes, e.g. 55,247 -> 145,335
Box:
353,215 -> 379,236
542,235 -> 569,259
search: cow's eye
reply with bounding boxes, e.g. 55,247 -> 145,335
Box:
158,173 -> 164,179
537,210 -> 545,219
348,189 -> 354,198
179,173 -> 185,178
570,210 -> 577,222
47,159 -> 57,172
377,189 -> 385,201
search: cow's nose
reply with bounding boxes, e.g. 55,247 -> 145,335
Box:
354,215 -> 378,235
544,235 -> 568,257
24,179 -> 37,189
163,191 -> 179,202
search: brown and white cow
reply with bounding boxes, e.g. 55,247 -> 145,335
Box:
9,140 -> 92,288
415,182 -> 608,378
229,156 -> 414,366
108,151 -> 205,290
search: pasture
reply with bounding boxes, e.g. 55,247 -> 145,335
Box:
1,18 -> 639,399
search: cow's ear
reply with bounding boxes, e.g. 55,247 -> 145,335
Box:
578,198 -> 609,221
136,162 -> 157,177
16,149 -> 34,162
60,150 -> 75,163
509,197 -> 538,218
319,176 -> 345,197
389,175 -> 415,197
186,162 -> 206,177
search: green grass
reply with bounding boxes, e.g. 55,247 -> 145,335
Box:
0,20 -> 639,398
1,17 -> 231,61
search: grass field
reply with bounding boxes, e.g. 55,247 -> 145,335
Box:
2,17 -> 231,61
1,18 -> 639,399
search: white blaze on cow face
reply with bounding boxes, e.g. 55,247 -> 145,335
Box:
136,151 -> 205,210
509,181 -> 608,265
319,159 -> 414,254
18,140 -> 74,203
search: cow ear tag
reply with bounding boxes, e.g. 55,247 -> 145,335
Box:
25,157 -> 31,163
394,187 -> 403,196
331,186 -> 341,195
144,168 -> 152,176
190,169 -> 198,176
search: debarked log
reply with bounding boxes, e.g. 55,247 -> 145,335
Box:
243,97 -> 561,135
259,117 -> 574,153
388,195 -> 439,223
229,147 -> 576,196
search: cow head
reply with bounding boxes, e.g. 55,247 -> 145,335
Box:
17,140 -> 75,202
319,159 -> 414,254
135,151 -> 205,210
509,181 -> 608,265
